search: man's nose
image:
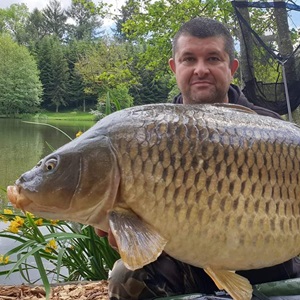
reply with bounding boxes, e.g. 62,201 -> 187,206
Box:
194,60 -> 209,76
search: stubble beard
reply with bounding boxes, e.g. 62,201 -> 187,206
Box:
184,88 -> 227,104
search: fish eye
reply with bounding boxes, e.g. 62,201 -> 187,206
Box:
44,158 -> 58,172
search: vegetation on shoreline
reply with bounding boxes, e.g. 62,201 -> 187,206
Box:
32,111 -> 95,122
0,111 -> 96,122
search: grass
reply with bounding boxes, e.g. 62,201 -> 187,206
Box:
36,111 -> 95,122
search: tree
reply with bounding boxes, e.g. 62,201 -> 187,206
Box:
25,8 -> 47,45
234,0 -> 255,84
75,37 -> 135,101
114,0 -> 234,75
42,0 -> 67,40
65,40 -> 97,111
130,68 -> 171,105
0,4 -> 30,44
0,35 -> 42,116
36,35 -> 69,112
113,0 -> 140,42
273,0 -> 298,83
95,86 -> 134,117
66,0 -> 103,41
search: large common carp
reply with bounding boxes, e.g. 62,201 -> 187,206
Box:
7,103 -> 300,300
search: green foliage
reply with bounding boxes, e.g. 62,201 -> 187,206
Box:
42,0 -> 68,41
0,0 -> 299,114
36,110 -> 95,121
36,35 -> 69,112
0,34 -> 43,116
0,3 -> 30,44
117,0 -> 234,75
0,209 -> 120,299
130,69 -> 172,105
66,0 -> 104,41
65,40 -> 98,111
101,87 -> 133,110
25,8 -> 46,46
75,37 -> 135,95
92,88 -> 132,120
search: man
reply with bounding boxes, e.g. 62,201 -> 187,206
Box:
99,17 -> 300,299
169,17 -> 280,118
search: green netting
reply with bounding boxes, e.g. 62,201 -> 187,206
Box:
255,277 -> 300,296
154,278 -> 300,299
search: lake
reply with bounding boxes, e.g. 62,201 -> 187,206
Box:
0,118 -> 95,284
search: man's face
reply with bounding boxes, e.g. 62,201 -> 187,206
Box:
169,35 -> 239,104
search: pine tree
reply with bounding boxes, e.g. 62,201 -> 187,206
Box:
36,35 -> 69,112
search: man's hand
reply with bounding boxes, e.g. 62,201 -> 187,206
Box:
95,228 -> 119,251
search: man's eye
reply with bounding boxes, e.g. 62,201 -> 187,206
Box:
208,57 -> 220,62
183,57 -> 195,63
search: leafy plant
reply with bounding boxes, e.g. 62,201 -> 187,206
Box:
0,209 -> 120,299
91,90 -> 125,121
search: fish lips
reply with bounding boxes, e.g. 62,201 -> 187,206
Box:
7,185 -> 31,212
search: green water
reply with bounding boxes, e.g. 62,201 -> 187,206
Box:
0,118 -> 95,207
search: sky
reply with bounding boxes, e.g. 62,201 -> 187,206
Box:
0,0 -> 299,28
0,0 -> 123,11
0,0 -> 125,26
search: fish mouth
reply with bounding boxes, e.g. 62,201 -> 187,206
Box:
7,185 -> 32,212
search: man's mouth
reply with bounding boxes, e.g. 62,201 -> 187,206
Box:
191,80 -> 212,87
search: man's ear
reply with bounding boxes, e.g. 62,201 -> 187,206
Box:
169,58 -> 176,74
231,59 -> 239,76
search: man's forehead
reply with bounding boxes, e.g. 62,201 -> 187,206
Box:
177,34 -> 225,48
175,35 -> 226,56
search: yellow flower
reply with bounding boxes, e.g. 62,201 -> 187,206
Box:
7,216 -> 24,233
35,218 -> 43,226
7,222 -> 19,233
14,216 -> 25,226
76,130 -> 83,138
50,219 -> 59,225
0,255 -> 9,264
0,209 -> 13,222
45,239 -> 57,253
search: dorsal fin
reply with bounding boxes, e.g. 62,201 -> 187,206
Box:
212,103 -> 257,115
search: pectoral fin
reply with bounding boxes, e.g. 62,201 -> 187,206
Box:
108,207 -> 167,271
204,267 -> 252,300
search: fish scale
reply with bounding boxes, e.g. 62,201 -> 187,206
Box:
7,103 -> 300,300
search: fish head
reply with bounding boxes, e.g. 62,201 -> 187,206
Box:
7,135 -> 120,231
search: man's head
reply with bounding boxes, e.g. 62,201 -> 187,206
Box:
169,17 -> 239,104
